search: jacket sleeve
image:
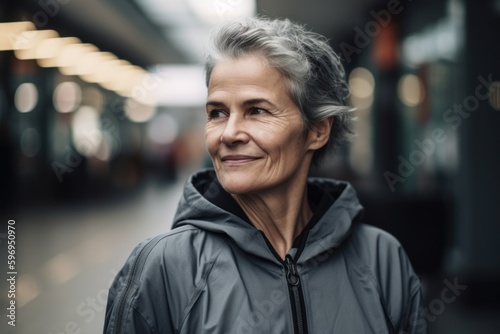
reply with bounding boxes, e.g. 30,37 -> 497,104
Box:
103,235 -> 175,334
398,286 -> 428,334
347,224 -> 428,334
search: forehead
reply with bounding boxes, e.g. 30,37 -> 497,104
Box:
207,55 -> 289,101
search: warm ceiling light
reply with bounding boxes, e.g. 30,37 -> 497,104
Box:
2,23 -> 146,96
72,51 -> 109,76
57,43 -> 99,75
36,37 -> 81,67
98,60 -> 138,92
104,65 -> 145,96
0,22 -> 36,50
13,30 -> 59,59
79,52 -> 118,83
115,73 -> 154,100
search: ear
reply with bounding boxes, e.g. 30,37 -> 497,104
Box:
307,117 -> 334,151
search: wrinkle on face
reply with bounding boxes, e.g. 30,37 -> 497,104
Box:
205,55 -> 313,195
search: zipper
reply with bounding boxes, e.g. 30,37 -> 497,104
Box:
258,231 -> 309,334
112,236 -> 164,334
285,254 -> 308,334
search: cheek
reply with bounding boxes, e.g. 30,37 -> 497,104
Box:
204,126 -> 219,155
280,131 -> 309,163
253,120 -> 291,142
264,125 -> 304,151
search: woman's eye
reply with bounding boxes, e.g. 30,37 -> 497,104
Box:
208,110 -> 226,119
249,108 -> 268,115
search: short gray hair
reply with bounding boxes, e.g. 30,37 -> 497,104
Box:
204,16 -> 355,166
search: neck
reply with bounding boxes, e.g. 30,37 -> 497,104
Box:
232,176 -> 312,260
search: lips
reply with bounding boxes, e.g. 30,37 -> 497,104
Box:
220,155 -> 260,164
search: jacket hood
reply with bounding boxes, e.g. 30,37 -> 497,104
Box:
172,169 -> 363,264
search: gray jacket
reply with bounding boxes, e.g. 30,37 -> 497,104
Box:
104,170 -> 427,334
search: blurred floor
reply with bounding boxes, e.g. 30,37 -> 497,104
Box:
2,174 -> 187,334
1,171 -> 499,334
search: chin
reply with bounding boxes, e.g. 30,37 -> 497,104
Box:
217,172 -> 260,195
218,179 -> 253,195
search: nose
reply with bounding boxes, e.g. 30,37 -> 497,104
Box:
220,113 -> 249,146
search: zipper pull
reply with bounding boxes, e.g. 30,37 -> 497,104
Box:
285,255 -> 300,286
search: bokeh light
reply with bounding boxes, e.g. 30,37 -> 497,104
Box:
14,82 -> 38,113
147,113 -> 179,145
398,74 -> 425,107
349,67 -> 375,110
125,99 -> 157,123
71,106 -> 103,157
53,81 -> 82,113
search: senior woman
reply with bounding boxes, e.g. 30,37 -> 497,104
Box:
104,17 -> 426,334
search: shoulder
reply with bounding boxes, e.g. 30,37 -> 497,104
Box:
106,225 -> 228,332
347,223 -> 420,286
134,224 -> 228,281
118,224 -> 229,291
349,223 -> 405,258
344,223 -> 422,326
130,224 -> 227,304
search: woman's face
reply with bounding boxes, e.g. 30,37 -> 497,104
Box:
205,54 -> 318,195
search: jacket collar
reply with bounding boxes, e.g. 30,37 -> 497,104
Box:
172,169 -> 363,265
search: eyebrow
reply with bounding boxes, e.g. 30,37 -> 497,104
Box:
206,98 -> 276,109
205,101 -> 225,108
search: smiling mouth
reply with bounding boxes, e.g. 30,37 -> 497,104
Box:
220,155 -> 260,165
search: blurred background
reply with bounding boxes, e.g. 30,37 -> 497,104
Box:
0,0 -> 499,333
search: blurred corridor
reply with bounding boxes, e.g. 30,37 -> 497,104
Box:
4,176 -> 186,334
1,0 -> 500,333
